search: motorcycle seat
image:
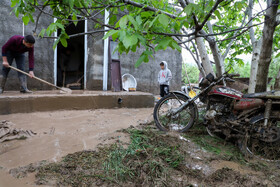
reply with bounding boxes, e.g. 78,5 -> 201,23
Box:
243,90 -> 280,99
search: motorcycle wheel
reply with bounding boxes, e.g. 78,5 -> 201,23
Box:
153,93 -> 197,132
239,116 -> 280,161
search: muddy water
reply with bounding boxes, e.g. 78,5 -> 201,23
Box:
0,108 -> 153,186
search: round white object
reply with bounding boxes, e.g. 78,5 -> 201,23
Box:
122,73 -> 137,91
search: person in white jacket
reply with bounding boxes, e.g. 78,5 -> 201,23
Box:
158,61 -> 172,97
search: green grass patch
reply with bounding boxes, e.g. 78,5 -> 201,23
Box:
35,127 -> 194,186
183,122 -> 247,164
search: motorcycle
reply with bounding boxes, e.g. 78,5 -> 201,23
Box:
153,72 -> 280,161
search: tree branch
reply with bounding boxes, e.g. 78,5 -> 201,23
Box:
197,0 -> 224,31
122,0 -> 178,19
222,5 -> 248,60
41,29 -> 110,39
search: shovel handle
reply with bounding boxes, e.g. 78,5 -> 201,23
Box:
9,66 -> 62,90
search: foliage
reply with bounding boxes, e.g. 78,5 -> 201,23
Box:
223,58 -> 280,87
182,63 -> 200,84
208,0 -> 255,63
268,57 -> 280,88
9,0 -> 257,67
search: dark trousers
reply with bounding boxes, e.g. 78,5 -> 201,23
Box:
160,85 -> 169,97
2,51 -> 25,79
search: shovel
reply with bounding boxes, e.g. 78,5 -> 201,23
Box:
9,66 -> 72,94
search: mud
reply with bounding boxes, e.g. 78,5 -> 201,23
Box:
0,108 -> 153,186
1,109 -> 280,186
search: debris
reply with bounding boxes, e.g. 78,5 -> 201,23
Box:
0,120 -> 36,143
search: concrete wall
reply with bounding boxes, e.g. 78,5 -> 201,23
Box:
120,48 -> 182,94
1,0 -> 182,94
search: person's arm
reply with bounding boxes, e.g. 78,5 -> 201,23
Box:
2,56 -> 9,67
28,47 -> 35,78
167,70 -> 172,81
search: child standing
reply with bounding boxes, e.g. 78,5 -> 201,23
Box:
158,61 -> 172,97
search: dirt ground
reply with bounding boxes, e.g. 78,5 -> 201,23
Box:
0,108 -> 153,187
1,108 -> 280,186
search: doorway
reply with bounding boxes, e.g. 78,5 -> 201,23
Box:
57,21 -> 85,89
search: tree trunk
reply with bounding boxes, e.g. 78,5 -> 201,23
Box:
179,0 -> 214,77
248,38 -> 262,93
274,67 -> 280,90
206,22 -> 224,77
195,37 -> 215,76
248,0 -> 261,93
255,0 -> 279,92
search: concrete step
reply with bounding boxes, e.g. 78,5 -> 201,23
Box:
0,90 -> 154,115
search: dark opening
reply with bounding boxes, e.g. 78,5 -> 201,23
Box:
57,21 -> 84,89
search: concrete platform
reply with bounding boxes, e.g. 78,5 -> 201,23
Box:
0,90 -> 154,115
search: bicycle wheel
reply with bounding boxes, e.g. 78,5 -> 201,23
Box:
153,93 -> 197,132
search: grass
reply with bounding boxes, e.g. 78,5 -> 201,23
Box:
102,128 -> 188,183
183,122 -> 248,164
33,119 -> 278,186
35,126 -> 194,186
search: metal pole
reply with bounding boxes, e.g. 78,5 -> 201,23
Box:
54,18 -> 58,86
22,23 -> 25,36
84,19 -> 88,89
103,9 -> 109,91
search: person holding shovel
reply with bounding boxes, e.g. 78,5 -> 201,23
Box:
0,35 -> 35,94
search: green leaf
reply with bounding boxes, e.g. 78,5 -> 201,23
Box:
109,14 -> 117,25
136,15 -> 142,26
149,15 -> 159,28
53,38 -> 60,50
275,53 -> 280,58
122,34 -> 138,49
235,2 -> 244,11
119,30 -> 126,41
103,30 -> 119,40
119,15 -> 128,29
11,0 -> 19,7
55,22 -> 64,30
158,14 -> 169,28
22,15 -> 30,25
171,41 -> 181,52
46,23 -> 56,36
214,10 -> 221,20
155,37 -> 171,51
135,33 -> 146,44
39,29 -> 46,37
13,7 -> 19,17
60,38 -> 68,47
141,11 -> 153,18
68,0 -> 74,9
127,15 -> 139,30
72,13 -> 78,26
112,31 -> 119,41
184,4 -> 193,16
144,50 -> 153,56
135,54 -> 146,68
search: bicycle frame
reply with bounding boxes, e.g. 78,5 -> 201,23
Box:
170,75 -> 225,115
